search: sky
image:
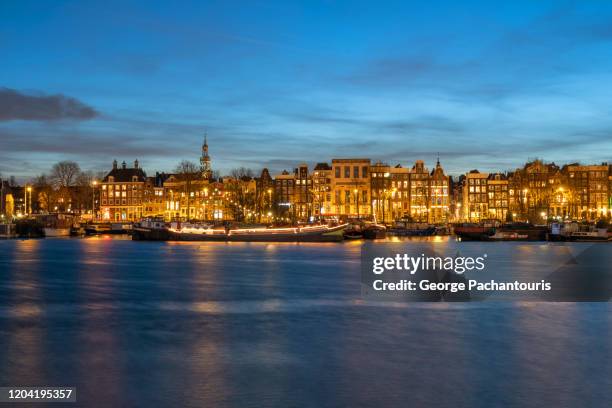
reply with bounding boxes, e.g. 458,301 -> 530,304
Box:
1,0 -> 612,180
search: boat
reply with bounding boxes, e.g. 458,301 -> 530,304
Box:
85,222 -> 132,235
362,224 -> 386,240
389,222 -> 436,236
132,219 -> 348,242
486,231 -> 530,241
70,224 -> 85,236
343,230 -> 364,240
35,213 -> 74,238
0,223 -> 16,239
495,223 -> 548,241
455,222 -> 547,241
43,227 -> 71,237
569,229 -> 610,241
454,223 -> 496,241
343,222 -> 365,240
549,222 -> 611,242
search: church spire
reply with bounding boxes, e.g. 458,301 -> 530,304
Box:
200,131 -> 212,178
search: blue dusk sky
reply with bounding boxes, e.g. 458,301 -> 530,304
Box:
1,0 -> 612,179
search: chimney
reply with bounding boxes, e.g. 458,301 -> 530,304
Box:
134,159 -> 139,169
122,161 -> 127,169
113,159 -> 117,170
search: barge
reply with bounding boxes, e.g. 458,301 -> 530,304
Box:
133,219 -> 348,242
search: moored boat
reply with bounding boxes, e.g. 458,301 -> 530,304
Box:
35,213 -> 74,238
454,223 -> 496,241
362,224 -> 386,240
43,227 -> 71,237
133,219 -> 348,242
0,223 -> 17,239
85,222 -> 132,235
389,225 -> 436,236
548,222 -> 611,242
343,230 -> 364,240
454,222 -> 547,241
496,223 -> 548,241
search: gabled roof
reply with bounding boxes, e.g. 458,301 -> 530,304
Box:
103,167 -> 147,183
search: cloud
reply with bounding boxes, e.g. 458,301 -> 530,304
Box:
0,87 -> 98,121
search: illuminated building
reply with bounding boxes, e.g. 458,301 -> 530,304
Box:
273,170 -> 295,221
294,164 -> 312,221
100,160 -> 146,221
390,164 -> 410,220
487,173 -> 509,221
142,173 -> 167,218
370,161 -> 391,222
255,168 -> 274,221
312,163 -> 332,218
565,163 -> 610,220
200,134 -> 212,179
428,159 -> 450,223
463,170 -> 489,221
331,158 -> 371,219
409,160 -> 430,222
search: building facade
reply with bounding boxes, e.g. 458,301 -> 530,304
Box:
331,158 -> 371,219
312,163 -> 332,218
100,160 -> 147,221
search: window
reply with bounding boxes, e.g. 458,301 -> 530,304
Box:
335,167 -> 340,178
344,166 -> 350,178
353,166 -> 359,178
362,167 -> 368,178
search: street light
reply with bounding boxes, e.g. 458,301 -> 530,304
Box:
267,188 -> 273,222
353,188 -> 359,219
92,180 -> 98,220
26,186 -> 32,215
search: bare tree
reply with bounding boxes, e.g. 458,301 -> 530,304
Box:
50,161 -> 81,188
174,160 -> 200,220
230,167 -> 254,179
226,168 -> 255,221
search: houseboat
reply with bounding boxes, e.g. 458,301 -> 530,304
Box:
133,219 -> 348,242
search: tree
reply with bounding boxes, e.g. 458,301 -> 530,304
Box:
50,161 -> 81,188
50,161 -> 81,211
230,167 -> 254,179
226,168 -> 256,221
174,160 -> 200,221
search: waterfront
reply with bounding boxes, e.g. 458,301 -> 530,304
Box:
0,237 -> 611,407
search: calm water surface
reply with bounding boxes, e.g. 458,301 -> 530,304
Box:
0,237 -> 610,407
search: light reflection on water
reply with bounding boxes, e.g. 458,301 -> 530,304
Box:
0,237 -> 610,408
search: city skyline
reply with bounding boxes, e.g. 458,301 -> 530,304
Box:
2,0 -> 612,178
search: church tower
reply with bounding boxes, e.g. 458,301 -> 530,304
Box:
200,133 -> 212,179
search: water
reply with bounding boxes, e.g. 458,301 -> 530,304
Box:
0,237 -> 610,407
